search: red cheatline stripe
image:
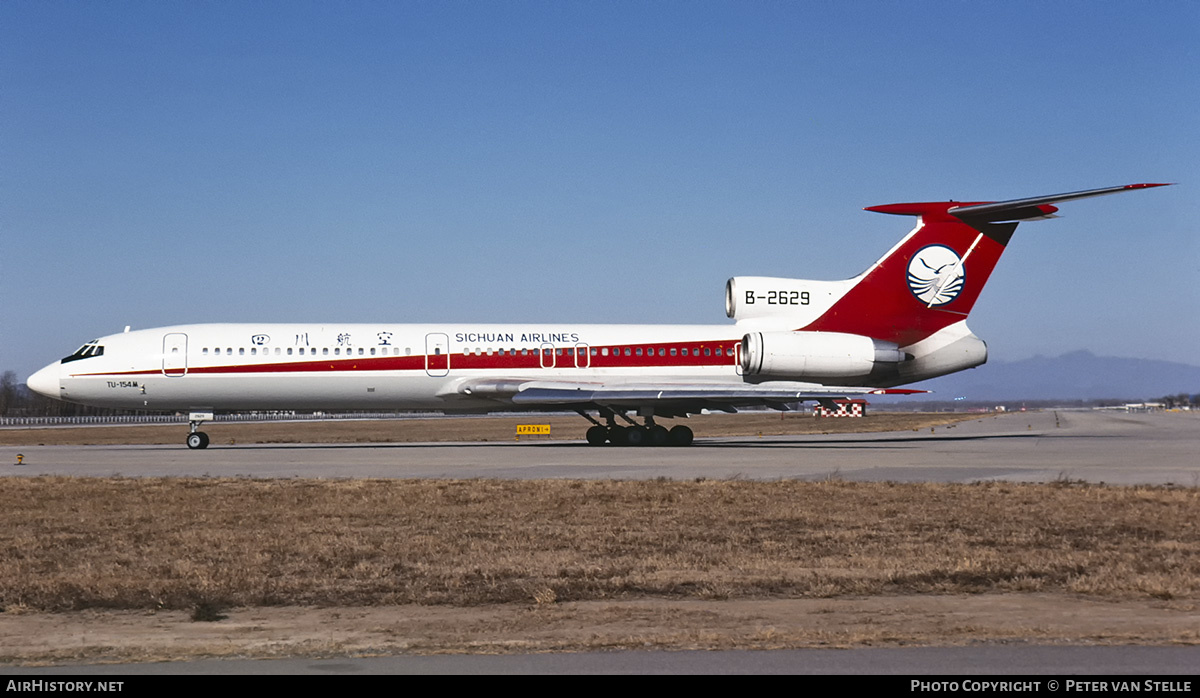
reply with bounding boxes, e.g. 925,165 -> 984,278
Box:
75,339 -> 744,377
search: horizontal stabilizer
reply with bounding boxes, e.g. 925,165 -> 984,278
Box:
866,183 -> 1172,223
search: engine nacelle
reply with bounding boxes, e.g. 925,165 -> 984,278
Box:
740,331 -> 905,379
726,277 -> 813,321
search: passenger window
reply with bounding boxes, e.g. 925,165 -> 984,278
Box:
670,348 -> 677,356
623,348 -> 630,356
659,348 -> 666,357
202,348 -> 208,355
287,348 -> 293,355
240,348 -> 245,356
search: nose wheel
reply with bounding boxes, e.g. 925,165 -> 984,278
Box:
186,431 -> 210,449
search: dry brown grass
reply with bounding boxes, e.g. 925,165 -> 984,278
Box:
0,411 -> 980,446
1,477 -> 1196,613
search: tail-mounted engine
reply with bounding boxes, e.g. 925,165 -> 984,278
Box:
740,331 -> 906,379
727,277 -> 822,322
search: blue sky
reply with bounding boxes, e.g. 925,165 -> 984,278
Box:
3,1 -> 1197,382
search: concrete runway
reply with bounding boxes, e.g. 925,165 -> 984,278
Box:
4,410 -> 1197,485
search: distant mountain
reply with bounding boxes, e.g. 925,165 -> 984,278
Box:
897,351 -> 1200,402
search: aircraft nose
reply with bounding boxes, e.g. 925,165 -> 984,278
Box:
27,362 -> 61,399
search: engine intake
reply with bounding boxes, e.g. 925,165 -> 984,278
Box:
741,331 -> 904,379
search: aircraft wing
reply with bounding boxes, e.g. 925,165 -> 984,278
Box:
450,378 -> 924,416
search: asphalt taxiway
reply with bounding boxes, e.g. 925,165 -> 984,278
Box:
4,410 -> 1196,485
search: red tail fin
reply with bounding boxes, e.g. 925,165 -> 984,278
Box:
799,184 -> 1171,347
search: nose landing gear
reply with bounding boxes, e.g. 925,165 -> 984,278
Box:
185,411 -> 213,449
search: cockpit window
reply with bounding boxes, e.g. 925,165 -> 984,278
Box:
62,341 -> 105,364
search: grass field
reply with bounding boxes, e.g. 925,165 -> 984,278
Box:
3,477 -> 1197,613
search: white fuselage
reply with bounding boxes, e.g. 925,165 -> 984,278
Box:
36,322 -> 757,412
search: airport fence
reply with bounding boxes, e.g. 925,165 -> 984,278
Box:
0,412 -> 448,427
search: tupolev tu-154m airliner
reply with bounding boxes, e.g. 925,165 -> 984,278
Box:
27,183 -> 1171,448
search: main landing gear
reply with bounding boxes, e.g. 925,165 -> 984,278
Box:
579,409 -> 694,447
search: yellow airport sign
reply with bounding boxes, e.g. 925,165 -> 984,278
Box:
516,424 -> 551,435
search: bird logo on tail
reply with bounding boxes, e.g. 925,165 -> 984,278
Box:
906,244 -> 965,307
